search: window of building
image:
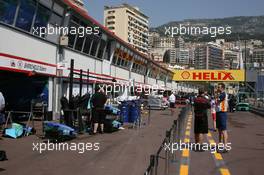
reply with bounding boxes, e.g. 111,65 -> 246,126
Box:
0,0 -> 18,25
97,40 -> 106,59
71,14 -> 80,24
46,10 -> 63,42
74,33 -> 85,51
68,21 -> 78,48
83,35 -> 93,54
49,12 -> 62,26
112,55 -> 117,64
123,60 -> 127,67
132,62 -> 136,69
117,57 -> 121,65
33,4 -> 51,37
53,2 -> 64,16
107,16 -> 115,19
45,23 -> 59,42
107,21 -> 115,25
39,0 -> 52,8
90,38 -> 99,56
73,21 -> 86,51
47,2 -> 64,42
121,59 -> 125,66
104,40 -> 111,61
15,0 -> 37,32
108,10 -> 115,14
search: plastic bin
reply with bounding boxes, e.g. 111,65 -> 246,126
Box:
119,101 -> 130,123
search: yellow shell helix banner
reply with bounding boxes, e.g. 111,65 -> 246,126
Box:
173,69 -> 245,82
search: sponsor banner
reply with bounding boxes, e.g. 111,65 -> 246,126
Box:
0,55 -> 56,75
173,70 -> 245,82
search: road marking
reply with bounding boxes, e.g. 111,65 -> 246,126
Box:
207,132 -> 232,175
208,139 -> 216,144
214,153 -> 223,160
179,165 -> 189,175
182,149 -> 189,157
184,138 -> 190,143
178,112 -> 193,175
220,168 -> 231,175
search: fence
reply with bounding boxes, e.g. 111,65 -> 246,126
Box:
244,94 -> 264,117
144,106 -> 189,175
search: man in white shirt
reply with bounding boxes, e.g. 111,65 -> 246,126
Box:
0,91 -> 5,127
169,92 -> 176,116
0,92 -> 5,112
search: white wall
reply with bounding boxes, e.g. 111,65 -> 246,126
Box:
157,80 -> 165,87
0,26 -> 56,64
167,82 -> 172,89
171,82 -> 177,91
148,78 -> 156,85
64,49 -> 98,73
131,72 -> 144,83
115,67 -> 130,80
110,65 -> 116,77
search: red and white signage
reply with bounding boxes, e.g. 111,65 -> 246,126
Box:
0,53 -> 57,76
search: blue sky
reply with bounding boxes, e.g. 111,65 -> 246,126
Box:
84,0 -> 264,27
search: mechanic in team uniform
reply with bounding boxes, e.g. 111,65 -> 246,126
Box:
216,83 -> 229,153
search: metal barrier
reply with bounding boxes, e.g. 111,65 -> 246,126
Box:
3,111 -> 43,136
250,106 -> 264,117
144,106 -> 189,175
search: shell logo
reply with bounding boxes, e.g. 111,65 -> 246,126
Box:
181,71 -> 190,79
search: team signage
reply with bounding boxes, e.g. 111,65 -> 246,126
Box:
173,70 -> 245,82
0,54 -> 57,75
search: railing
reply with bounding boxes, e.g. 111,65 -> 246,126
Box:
245,98 -> 264,117
144,106 -> 189,175
250,106 -> 264,117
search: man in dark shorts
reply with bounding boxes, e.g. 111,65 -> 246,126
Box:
91,85 -> 107,134
193,88 -> 211,147
216,83 -> 229,153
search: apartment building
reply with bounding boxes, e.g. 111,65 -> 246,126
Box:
224,50 -> 240,69
194,43 -> 224,69
175,36 -> 185,49
148,31 -> 160,49
104,4 -> 149,54
153,37 -> 175,48
252,48 -> 264,70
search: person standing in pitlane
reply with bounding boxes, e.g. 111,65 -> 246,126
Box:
91,85 -> 107,134
216,83 -> 229,153
193,88 -> 211,151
